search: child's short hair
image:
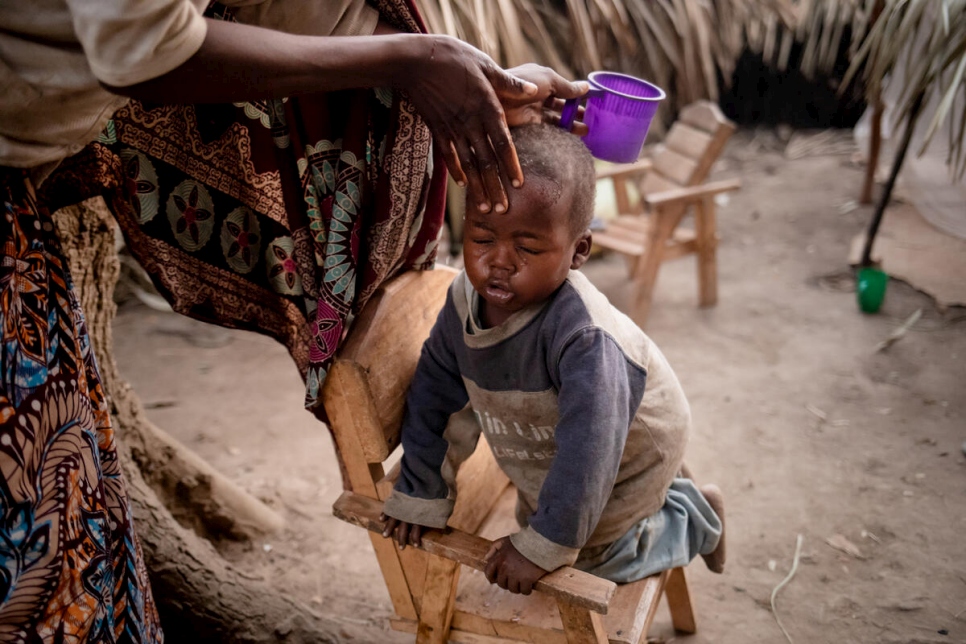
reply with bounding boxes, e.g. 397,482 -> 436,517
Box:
511,124 -> 596,237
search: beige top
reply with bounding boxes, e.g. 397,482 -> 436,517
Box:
0,0 -> 379,169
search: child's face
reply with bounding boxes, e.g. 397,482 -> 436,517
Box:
463,178 -> 591,328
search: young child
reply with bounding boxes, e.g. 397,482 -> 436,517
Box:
381,124 -> 724,595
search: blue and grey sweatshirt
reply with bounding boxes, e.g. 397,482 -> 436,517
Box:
383,269 -> 691,572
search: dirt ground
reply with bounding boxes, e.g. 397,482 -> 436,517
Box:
111,129 -> 966,644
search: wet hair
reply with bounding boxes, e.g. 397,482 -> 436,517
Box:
510,124 -> 596,237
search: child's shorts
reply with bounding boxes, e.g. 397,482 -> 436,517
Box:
573,478 -> 721,583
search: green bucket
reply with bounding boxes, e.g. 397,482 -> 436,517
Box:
856,266 -> 888,313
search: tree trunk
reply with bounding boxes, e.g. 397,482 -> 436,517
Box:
51,197 -> 355,642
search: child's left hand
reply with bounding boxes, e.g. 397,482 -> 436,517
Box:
483,536 -> 549,595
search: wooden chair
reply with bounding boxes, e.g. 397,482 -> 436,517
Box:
323,266 -> 699,644
593,100 -> 741,323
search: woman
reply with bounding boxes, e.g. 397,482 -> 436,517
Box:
0,0 -> 586,640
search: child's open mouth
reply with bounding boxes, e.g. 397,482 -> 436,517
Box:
484,282 -> 514,305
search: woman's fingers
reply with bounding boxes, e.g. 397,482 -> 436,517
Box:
470,133 -> 507,213
437,134 -> 467,188
484,114 -> 523,192
452,136 -> 489,213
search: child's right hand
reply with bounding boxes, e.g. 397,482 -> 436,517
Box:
380,513 -> 425,550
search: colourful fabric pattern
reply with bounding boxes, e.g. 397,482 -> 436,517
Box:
94,0 -> 447,409
0,168 -> 162,643
1,0 -> 443,638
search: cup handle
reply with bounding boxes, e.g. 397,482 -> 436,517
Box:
560,97 -> 581,131
559,88 -> 605,131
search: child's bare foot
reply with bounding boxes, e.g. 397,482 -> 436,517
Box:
700,484 -> 726,574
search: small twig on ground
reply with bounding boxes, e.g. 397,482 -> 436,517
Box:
771,534 -> 804,644
805,404 -> 827,422
875,308 -> 923,353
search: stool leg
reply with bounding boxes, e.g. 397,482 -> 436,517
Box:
665,567 -> 697,634
695,197 -> 718,308
416,555 -> 460,644
557,600 -> 608,644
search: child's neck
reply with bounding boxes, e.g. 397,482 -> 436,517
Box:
477,299 -> 510,329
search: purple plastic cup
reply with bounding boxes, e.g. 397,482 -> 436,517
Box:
559,72 -> 666,163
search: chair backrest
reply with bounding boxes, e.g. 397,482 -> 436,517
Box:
323,266 -> 458,466
640,100 -> 736,195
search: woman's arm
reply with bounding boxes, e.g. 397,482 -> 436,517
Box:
103,18 -> 578,213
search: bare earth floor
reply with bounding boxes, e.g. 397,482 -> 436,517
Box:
112,129 -> 966,644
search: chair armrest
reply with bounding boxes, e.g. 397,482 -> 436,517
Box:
595,158 -> 653,181
333,491 -> 616,614
644,178 -> 741,209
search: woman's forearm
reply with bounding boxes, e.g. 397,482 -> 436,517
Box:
103,18 -> 429,103
103,17 -> 587,213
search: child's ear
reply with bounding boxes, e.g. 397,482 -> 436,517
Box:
570,230 -> 592,269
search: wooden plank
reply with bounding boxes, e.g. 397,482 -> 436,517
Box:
630,207 -> 686,324
665,123 -> 714,160
601,572 -> 667,644
417,554 -> 462,644
323,360 -> 390,464
374,460 -> 430,611
367,532 -> 420,621
322,363 -> 382,497
662,238 -> 698,262
333,491 -> 616,613
671,101 -> 736,185
376,460 -> 401,500
677,101 -> 729,135
595,158 -> 652,181
599,575 -> 659,644
457,607 -> 566,643
689,122 -> 736,186
591,232 -> 645,258
607,215 -> 652,237
640,172 -> 680,197
694,198 -> 718,307
556,601 -> 608,644
665,567 -> 697,634
652,147 -> 699,186
643,178 -> 741,209
335,266 -> 458,461
611,176 -> 634,218
323,374 -> 420,620
455,566 -> 565,641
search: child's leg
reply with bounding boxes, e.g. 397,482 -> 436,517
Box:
698,484 -> 726,573
574,479 -> 723,583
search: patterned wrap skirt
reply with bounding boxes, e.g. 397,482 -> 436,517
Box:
0,0 -> 445,639
0,168 -> 162,642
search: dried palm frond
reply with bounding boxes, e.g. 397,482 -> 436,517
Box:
844,0 -> 966,177
414,0 -> 868,115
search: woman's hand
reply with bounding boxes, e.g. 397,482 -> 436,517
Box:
500,64 -> 589,135
483,536 -> 549,595
400,35 -> 542,215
